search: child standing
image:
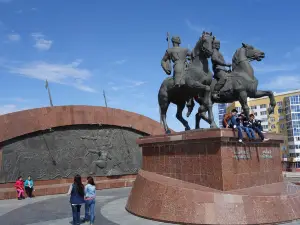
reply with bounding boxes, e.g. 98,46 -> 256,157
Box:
15,176 -> 25,200
84,176 -> 96,225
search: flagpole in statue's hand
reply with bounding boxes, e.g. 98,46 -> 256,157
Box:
166,32 -> 172,71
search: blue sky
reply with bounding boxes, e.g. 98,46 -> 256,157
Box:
0,0 -> 299,131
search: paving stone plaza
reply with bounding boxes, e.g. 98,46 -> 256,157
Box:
0,188 -> 169,225
0,187 -> 299,225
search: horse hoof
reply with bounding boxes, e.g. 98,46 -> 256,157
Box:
186,111 -> 191,117
185,126 -> 191,131
166,130 -> 171,134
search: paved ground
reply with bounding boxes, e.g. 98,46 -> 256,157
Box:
0,187 -> 300,225
0,187 -> 169,225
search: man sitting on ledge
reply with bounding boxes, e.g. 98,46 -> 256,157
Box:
249,113 -> 269,142
223,109 -> 238,129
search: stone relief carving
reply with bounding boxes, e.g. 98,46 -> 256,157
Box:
0,125 -> 143,183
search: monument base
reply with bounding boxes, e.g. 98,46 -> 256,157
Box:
126,170 -> 300,224
126,129 -> 300,224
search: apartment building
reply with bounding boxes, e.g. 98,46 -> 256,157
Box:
217,103 -> 227,128
225,90 -> 300,170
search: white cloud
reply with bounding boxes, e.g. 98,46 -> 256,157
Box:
254,63 -> 297,73
7,33 -> 21,42
0,97 -> 31,102
260,75 -> 300,90
0,104 -> 28,115
15,9 -> 22,14
31,7 -> 37,11
109,79 -> 146,91
31,33 -> 53,51
284,47 -> 300,59
185,19 -> 204,33
113,59 -> 127,65
7,60 -> 96,92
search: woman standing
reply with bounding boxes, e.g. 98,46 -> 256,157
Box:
67,175 -> 85,225
84,176 -> 96,225
14,176 -> 25,200
24,175 -> 34,198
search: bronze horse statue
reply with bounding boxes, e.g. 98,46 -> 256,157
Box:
158,31 -> 215,134
186,43 -> 276,129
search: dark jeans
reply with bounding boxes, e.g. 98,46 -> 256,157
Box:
85,199 -> 96,223
238,126 -> 256,140
228,115 -> 237,128
257,124 -> 263,132
71,204 -> 81,225
228,116 -> 255,140
25,187 -> 33,198
253,126 -> 264,140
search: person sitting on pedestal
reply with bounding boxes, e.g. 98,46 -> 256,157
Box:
223,109 -> 238,128
249,114 -> 269,142
239,113 -> 256,142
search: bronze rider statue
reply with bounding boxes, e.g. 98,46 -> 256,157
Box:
211,39 -> 231,99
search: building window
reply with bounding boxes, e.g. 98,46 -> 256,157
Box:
278,108 -> 283,114
292,113 -> 300,121
280,124 -> 285,129
271,125 -> 276,129
292,105 -> 300,112
260,111 -> 267,116
270,117 -> 275,122
262,125 -> 268,130
260,104 -> 267,109
290,95 -> 300,105
235,107 -> 241,112
254,112 -> 257,116
277,101 -> 283,107
288,137 -> 295,142
251,105 -> 257,110
261,118 -> 268,122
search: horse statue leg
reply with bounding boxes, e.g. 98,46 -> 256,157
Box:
206,91 -> 218,128
194,97 -> 217,129
238,90 -> 251,118
158,89 -> 171,134
159,101 -> 171,134
250,90 -> 276,115
176,102 -> 191,131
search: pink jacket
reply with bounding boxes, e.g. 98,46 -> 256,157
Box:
15,180 -> 24,190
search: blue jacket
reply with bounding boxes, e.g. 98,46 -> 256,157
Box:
85,184 -> 96,199
24,180 -> 34,188
70,184 -> 85,205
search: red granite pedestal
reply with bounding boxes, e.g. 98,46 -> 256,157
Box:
126,129 -> 300,224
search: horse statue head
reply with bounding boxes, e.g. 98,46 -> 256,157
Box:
232,43 -> 265,71
192,31 -> 214,60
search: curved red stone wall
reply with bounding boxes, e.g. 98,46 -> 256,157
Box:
0,105 -> 165,142
0,105 -> 166,199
